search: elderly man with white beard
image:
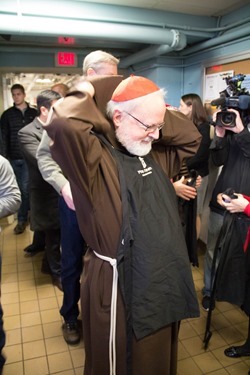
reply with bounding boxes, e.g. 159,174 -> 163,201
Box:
44,75 -> 201,375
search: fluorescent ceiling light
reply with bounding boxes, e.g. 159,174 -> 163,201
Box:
35,78 -> 53,83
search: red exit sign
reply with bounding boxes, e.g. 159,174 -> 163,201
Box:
58,37 -> 75,45
55,52 -> 77,67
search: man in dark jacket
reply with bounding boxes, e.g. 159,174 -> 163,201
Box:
0,84 -> 37,234
202,108 -> 250,311
18,90 -> 62,290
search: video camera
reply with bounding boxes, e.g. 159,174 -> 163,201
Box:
211,73 -> 250,127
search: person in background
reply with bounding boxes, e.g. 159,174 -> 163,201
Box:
44,74 -> 201,374
0,155 -> 21,374
0,155 -> 21,218
172,168 -> 201,266
216,192 -> 250,359
18,90 -> 62,291
179,93 -> 212,239
164,102 -> 202,204
37,50 -> 119,345
204,102 -> 214,123
83,50 -> 119,76
202,107 -> 250,311
22,84 -> 71,257
51,83 -> 69,98
0,84 -> 37,234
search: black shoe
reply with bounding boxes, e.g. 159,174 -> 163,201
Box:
224,345 -> 250,358
24,244 -> 45,256
202,296 -> 215,312
52,276 -> 63,291
62,321 -> 81,345
14,222 -> 28,235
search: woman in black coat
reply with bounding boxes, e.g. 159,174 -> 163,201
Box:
179,93 -> 212,237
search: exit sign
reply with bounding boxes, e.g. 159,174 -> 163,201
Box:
58,37 -> 75,45
55,52 -> 77,67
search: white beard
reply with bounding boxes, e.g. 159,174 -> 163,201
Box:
115,125 -> 152,156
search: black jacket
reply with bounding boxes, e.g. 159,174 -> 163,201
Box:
0,103 -> 37,160
214,212 -> 250,315
18,118 -> 60,231
210,126 -> 250,215
187,121 -> 211,177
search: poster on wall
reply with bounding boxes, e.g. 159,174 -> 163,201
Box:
204,70 -> 234,102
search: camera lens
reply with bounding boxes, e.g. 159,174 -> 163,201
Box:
215,111 -> 236,127
221,113 -> 234,125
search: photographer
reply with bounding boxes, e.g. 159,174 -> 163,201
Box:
202,106 -> 250,311
216,192 -> 250,360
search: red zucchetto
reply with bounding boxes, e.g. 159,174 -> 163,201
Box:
111,75 -> 160,102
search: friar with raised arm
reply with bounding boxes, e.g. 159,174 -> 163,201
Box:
44,74 -> 201,375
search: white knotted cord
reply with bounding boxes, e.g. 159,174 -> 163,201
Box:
93,251 -> 118,375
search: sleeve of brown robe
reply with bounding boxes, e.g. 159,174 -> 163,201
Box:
151,109 -> 202,178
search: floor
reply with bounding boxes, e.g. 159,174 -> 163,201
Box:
0,220 -> 250,375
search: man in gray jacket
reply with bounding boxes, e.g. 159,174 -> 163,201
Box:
0,156 -> 21,218
0,155 -> 21,374
18,90 -> 62,291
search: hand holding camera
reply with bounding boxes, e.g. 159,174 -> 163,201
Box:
214,108 -> 244,136
211,73 -> 250,134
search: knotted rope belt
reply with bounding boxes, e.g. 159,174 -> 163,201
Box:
93,251 -> 118,375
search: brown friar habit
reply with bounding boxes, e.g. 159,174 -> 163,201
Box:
45,75 -> 201,375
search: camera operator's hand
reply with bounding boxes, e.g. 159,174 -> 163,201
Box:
224,109 -> 244,133
214,108 -> 244,137
213,110 -> 226,137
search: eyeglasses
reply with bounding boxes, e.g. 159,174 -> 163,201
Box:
124,111 -> 165,132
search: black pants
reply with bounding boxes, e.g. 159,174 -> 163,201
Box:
59,197 -> 86,322
42,228 -> 61,277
